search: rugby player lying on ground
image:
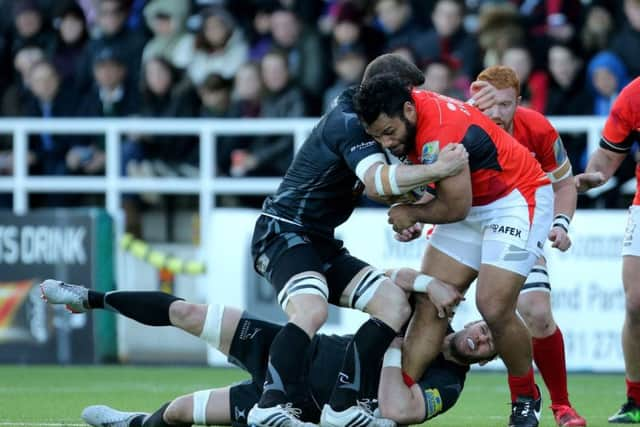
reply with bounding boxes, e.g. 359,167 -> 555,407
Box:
40,279 -> 496,427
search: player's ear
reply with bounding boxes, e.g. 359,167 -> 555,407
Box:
516,96 -> 522,106
403,101 -> 416,124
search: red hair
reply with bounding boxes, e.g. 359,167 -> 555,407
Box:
476,65 -> 520,97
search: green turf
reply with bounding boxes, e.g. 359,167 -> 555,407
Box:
0,366 -> 628,426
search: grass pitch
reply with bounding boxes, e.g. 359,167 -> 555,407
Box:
0,366 -> 626,426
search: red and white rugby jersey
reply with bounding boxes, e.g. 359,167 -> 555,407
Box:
512,106 -> 572,182
600,77 -> 640,205
407,90 -> 550,211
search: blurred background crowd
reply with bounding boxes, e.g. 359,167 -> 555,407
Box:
0,0 -> 638,232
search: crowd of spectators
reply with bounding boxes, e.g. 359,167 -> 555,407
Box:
0,0 -> 638,220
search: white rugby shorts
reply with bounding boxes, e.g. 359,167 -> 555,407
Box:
429,185 -> 553,277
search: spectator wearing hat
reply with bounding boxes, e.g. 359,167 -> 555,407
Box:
587,51 -> 630,116
49,1 -> 89,88
186,6 -> 249,85
11,0 -> 54,55
77,0 -> 146,94
196,72 -> 233,118
142,0 -> 193,70
323,44 -> 366,113
82,47 -> 139,118
77,47 -> 140,178
328,2 -> 383,60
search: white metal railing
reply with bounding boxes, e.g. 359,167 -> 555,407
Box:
0,116 -> 607,245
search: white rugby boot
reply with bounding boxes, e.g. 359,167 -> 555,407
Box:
320,400 -> 396,427
81,405 -> 147,427
39,279 -> 89,313
247,403 -> 317,427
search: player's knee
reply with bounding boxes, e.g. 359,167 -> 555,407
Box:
289,299 -> 328,332
366,282 -> 411,330
164,395 -> 191,424
626,289 -> 640,322
477,298 -> 512,326
519,305 -> 554,337
169,301 -> 206,334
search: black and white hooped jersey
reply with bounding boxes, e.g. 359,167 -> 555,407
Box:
261,87 -> 385,237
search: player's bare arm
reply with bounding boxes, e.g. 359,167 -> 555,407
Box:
377,338 -> 427,424
387,164 -> 472,231
386,267 -> 462,319
361,144 -> 468,203
575,147 -> 626,193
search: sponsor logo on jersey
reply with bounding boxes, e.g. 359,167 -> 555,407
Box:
349,140 -> 377,152
421,141 -> 439,164
488,224 -> 522,238
423,388 -> 443,419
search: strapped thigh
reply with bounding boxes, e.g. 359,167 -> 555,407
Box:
345,267 -> 387,311
277,273 -> 329,311
521,264 -> 551,294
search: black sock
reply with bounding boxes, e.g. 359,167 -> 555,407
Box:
258,322 -> 311,408
87,290 -> 105,309
102,291 -> 183,326
328,318 -> 397,411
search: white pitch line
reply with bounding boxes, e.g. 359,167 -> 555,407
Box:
0,423 -> 85,426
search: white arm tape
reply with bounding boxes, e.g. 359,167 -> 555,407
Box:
552,214 -> 571,232
413,274 -> 432,293
354,153 -> 386,182
383,347 -> 402,368
388,164 -> 401,195
374,163 -> 385,195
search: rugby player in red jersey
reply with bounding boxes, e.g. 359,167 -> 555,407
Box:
354,75 -> 553,427
474,66 -> 585,427
575,77 -> 640,424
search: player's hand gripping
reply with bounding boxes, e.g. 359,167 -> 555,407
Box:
388,203 -> 418,233
574,171 -> 606,193
468,80 -> 498,110
549,226 -> 571,251
426,278 -> 464,319
435,144 -> 469,179
394,222 -> 423,242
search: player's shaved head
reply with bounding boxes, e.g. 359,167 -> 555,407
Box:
363,53 -> 425,87
477,65 -> 520,96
